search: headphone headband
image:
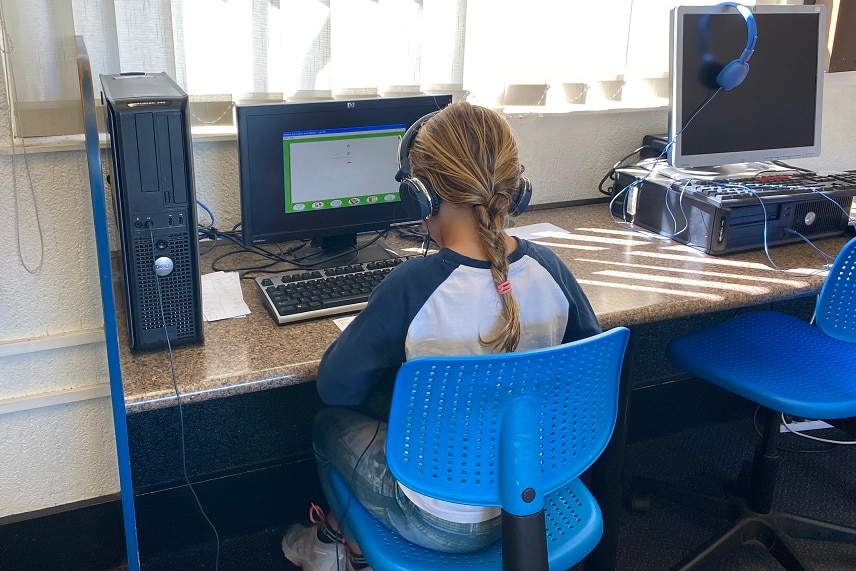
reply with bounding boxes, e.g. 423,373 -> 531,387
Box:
395,111 -> 439,184
396,109 -> 532,219
715,2 -> 758,90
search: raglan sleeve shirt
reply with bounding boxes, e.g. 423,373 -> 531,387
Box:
315,239 -> 601,407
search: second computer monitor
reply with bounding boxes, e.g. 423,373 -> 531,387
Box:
668,4 -> 826,170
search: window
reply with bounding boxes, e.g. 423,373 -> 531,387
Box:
2,0 -> 789,140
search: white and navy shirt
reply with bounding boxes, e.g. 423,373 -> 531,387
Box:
315,238 -> 601,523
317,238 -> 601,406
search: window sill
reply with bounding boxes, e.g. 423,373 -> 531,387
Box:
0,102 -> 669,155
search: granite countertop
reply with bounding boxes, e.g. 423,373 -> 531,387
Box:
119,202 -> 850,414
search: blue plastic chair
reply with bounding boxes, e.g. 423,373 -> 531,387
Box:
633,236 -> 856,570
328,327 -> 630,571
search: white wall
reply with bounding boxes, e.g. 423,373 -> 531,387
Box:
1,69 -> 855,520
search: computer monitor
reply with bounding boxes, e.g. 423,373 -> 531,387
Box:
236,94 -> 452,262
668,4 -> 826,170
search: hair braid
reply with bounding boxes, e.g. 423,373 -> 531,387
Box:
409,102 -> 525,352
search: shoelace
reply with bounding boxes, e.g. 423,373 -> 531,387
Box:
310,502 -> 345,544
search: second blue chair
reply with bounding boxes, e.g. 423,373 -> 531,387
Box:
631,236 -> 856,570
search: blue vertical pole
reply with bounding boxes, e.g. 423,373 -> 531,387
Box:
75,36 -> 140,571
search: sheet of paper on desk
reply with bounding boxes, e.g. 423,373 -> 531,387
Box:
201,271 -> 251,322
507,222 -> 572,241
333,315 -> 356,331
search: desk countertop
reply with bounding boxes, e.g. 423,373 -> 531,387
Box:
119,202 -> 850,414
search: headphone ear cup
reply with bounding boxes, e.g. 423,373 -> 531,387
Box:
509,177 -> 533,217
716,59 -> 749,90
400,176 -> 440,219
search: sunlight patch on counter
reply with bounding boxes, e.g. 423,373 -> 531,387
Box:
576,258 -> 808,287
593,270 -> 771,295
576,279 -> 722,300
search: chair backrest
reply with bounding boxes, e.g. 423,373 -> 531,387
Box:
816,236 -> 856,343
386,327 -> 630,513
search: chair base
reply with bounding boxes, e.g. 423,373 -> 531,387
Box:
629,475 -> 856,570
627,407 -> 856,570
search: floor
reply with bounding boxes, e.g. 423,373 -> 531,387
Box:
109,414 -> 856,571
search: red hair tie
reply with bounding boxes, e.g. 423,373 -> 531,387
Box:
496,280 -> 512,295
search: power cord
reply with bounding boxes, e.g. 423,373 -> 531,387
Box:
331,418 -> 382,571
597,145 -> 653,197
780,412 -> 856,446
149,229 -> 222,571
751,406 -> 856,452
607,88 -> 723,228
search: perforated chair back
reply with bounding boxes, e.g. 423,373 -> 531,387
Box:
387,327 -> 630,511
328,328 -> 629,571
815,236 -> 856,343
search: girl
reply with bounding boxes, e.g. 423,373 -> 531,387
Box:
283,101 -> 600,571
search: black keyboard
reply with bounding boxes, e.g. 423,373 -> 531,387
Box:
255,256 -> 414,324
674,171 -> 856,207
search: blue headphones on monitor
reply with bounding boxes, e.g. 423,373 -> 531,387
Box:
715,2 -> 758,90
395,110 -> 532,219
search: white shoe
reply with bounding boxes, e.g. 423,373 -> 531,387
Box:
347,559 -> 373,571
282,523 -> 347,571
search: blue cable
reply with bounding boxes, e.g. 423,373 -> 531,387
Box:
611,88 -> 723,227
196,199 -> 215,230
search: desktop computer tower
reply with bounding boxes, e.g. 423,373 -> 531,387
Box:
101,72 -> 203,351
611,166 -> 854,255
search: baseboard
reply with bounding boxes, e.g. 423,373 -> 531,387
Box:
0,456 -> 323,571
136,456 -> 322,562
0,495 -> 126,571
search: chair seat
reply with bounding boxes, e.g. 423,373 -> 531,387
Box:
328,467 -> 603,571
667,310 -> 856,419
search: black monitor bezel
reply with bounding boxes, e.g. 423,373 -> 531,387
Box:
236,94 -> 452,248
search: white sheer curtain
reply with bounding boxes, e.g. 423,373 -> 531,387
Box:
1,0 -> 771,138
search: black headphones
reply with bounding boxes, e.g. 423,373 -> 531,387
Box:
395,110 -> 533,220
714,2 -> 757,91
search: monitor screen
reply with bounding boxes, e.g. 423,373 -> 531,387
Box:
236,95 -> 452,254
668,4 -> 826,169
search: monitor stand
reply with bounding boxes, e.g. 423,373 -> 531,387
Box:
300,233 -> 398,269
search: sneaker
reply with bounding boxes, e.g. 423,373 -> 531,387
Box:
283,504 -> 347,571
282,523 -> 347,571
347,556 -> 373,571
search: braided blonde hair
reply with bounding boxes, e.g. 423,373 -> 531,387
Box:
408,102 -> 524,352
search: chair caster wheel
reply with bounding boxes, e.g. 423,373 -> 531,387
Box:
627,492 -> 652,513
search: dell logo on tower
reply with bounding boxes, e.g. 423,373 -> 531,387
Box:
154,256 -> 174,277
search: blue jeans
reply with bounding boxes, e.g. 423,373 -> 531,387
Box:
313,407 -> 502,553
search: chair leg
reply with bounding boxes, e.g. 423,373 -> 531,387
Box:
776,512 -> 856,544
671,517 -> 814,571
628,407 -> 856,570
629,476 -> 739,520
745,407 -> 781,514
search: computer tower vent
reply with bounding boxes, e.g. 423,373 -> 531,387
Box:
792,197 -> 852,237
132,232 -> 198,339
